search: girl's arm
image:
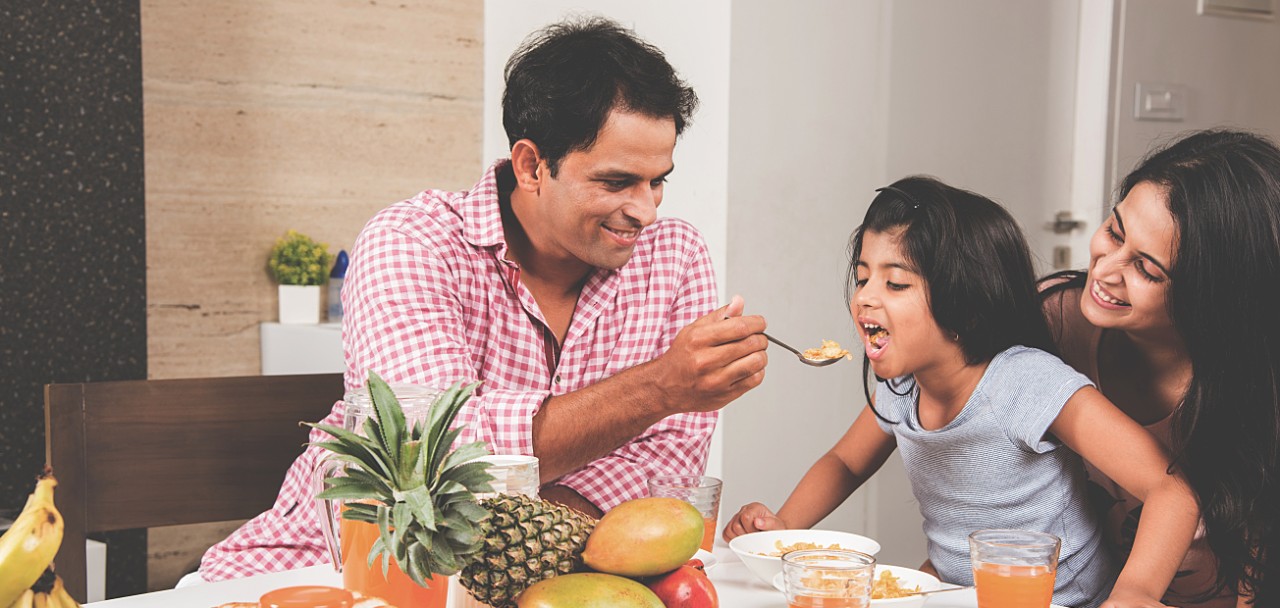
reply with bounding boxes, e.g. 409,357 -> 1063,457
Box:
1051,386 -> 1200,608
723,405 -> 897,539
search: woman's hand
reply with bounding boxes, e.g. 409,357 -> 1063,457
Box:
722,502 -> 788,541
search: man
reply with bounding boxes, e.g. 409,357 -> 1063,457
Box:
199,16 -> 767,580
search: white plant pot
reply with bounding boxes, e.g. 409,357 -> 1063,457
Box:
278,284 -> 321,324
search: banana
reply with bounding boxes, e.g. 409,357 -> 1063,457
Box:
45,577 -> 80,608
29,593 -> 48,608
5,590 -> 34,608
0,474 -> 63,607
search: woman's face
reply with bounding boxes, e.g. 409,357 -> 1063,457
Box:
1081,181 -> 1178,335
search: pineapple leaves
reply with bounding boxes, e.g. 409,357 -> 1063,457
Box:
440,458 -> 499,494
367,370 -> 406,467
308,372 -> 494,587
317,475 -> 387,502
400,485 -> 437,532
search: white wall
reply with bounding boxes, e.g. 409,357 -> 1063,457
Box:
721,0 -> 888,558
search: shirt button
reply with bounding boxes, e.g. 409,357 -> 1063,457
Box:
554,375 -> 561,384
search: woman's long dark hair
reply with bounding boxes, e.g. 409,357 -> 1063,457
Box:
848,176 -> 1055,414
1119,129 -> 1280,605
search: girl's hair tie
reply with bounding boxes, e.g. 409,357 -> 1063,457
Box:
876,185 -> 923,210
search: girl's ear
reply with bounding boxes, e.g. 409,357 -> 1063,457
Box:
510,139 -> 544,194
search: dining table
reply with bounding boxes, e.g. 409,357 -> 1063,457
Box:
83,544 -> 1050,608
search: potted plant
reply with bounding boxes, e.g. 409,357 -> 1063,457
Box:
268,229 -> 332,324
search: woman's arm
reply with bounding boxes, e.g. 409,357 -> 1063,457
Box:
1051,386 -> 1200,607
723,405 -> 897,539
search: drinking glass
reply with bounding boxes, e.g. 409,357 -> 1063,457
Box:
647,475 -> 722,551
781,549 -> 876,608
968,529 -> 1061,608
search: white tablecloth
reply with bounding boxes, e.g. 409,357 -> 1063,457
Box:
84,546 -> 1005,608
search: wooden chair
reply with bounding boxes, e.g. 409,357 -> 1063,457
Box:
44,373 -> 344,602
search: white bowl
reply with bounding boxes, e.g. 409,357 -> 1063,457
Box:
728,529 -> 881,586
693,548 -> 718,570
772,564 -> 941,608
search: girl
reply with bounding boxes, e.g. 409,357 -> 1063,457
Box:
725,177 -> 1200,608
1042,128 -> 1280,607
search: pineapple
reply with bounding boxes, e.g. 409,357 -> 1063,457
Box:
308,372 -> 495,586
459,494 -> 596,608
310,372 -> 597,606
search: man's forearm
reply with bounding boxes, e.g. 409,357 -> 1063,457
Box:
531,358 -> 672,482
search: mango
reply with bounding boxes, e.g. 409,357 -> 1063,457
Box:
517,572 -> 664,608
581,497 -> 703,577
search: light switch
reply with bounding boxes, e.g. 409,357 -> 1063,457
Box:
1134,83 -> 1187,121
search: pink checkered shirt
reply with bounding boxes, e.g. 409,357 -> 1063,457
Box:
198,160 -> 719,581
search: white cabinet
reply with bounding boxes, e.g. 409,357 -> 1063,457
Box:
259,323 -> 344,375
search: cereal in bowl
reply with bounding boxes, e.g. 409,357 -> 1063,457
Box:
757,539 -> 851,557
872,569 -> 921,599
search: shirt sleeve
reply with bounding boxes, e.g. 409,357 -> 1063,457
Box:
342,220 -> 549,456
201,213 -> 549,580
993,347 -> 1094,454
553,224 -> 721,512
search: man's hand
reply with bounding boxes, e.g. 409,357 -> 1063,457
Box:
722,502 -> 788,541
653,295 -> 768,416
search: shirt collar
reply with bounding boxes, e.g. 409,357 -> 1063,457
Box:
457,159 -> 514,250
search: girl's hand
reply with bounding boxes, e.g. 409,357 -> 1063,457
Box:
1100,587 -> 1171,608
722,502 -> 788,541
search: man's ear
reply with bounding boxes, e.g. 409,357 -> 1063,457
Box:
510,139 -> 544,193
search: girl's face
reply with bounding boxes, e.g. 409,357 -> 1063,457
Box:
1082,181 -> 1178,335
852,229 -> 964,379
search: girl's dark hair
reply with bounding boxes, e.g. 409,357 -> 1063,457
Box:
1121,129 -> 1280,605
848,176 -> 1055,411
502,16 -> 699,176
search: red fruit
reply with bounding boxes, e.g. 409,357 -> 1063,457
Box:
644,559 -> 718,608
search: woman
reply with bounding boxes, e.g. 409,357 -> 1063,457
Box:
1042,128 -> 1280,607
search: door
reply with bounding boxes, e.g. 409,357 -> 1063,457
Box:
883,0 -> 1098,279
1108,0 -> 1280,188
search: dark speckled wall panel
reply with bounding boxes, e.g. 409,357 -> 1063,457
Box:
1,0 -> 148,597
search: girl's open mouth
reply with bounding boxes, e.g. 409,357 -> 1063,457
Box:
862,322 -> 891,359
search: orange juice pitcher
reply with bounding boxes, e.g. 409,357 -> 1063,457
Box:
314,384 -> 449,608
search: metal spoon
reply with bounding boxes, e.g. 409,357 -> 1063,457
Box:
897,584 -> 974,598
764,332 -> 844,367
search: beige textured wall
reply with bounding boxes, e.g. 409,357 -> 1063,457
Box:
144,0 -> 483,380
140,0 -> 482,588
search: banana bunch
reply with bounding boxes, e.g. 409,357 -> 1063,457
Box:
0,473 -> 78,608
6,570 -> 80,608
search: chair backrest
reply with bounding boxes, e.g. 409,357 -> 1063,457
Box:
45,373 -> 344,602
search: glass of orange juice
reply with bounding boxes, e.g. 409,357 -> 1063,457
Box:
647,475 -> 722,551
968,529 -> 1061,608
781,549 -> 875,608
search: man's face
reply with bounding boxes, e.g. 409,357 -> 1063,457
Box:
533,109 -> 677,271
